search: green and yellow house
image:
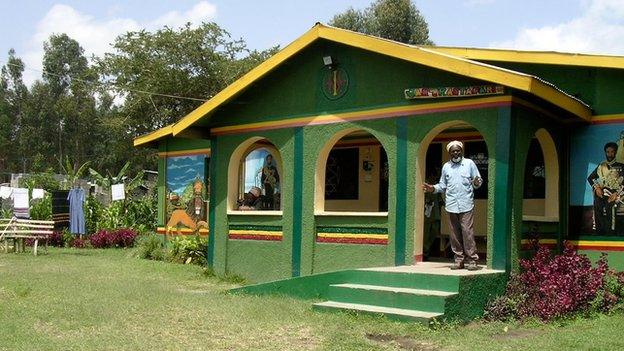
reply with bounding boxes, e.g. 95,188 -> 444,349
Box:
135,24 -> 624,321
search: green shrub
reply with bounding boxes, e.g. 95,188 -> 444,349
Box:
84,195 -> 104,235
167,235 -> 208,265
19,171 -> 60,192
30,194 -> 52,221
62,229 -> 75,247
123,195 -> 156,234
101,201 -> 124,229
137,234 -> 166,261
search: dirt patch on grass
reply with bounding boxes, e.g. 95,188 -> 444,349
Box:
177,288 -> 210,294
366,333 -> 440,351
492,328 -> 542,341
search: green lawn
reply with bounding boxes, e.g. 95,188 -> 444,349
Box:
1,248 -> 623,350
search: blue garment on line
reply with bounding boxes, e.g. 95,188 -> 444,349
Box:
67,188 -> 85,235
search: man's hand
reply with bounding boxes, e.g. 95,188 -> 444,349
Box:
608,193 -> 619,203
422,183 -> 435,193
472,176 -> 482,187
595,186 -> 604,198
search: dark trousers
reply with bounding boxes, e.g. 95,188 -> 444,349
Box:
448,210 -> 479,263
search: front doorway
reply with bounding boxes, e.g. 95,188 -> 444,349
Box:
419,122 -> 489,264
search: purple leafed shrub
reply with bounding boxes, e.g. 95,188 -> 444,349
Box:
89,228 -> 137,248
72,238 -> 87,248
113,228 -> 137,247
48,231 -> 65,247
517,245 -> 608,320
90,229 -> 114,248
485,244 -> 621,321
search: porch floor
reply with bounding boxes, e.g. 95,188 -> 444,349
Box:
360,262 -> 505,276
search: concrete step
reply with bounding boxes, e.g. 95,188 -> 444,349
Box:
313,300 -> 443,323
345,269 -> 461,292
328,283 -> 456,313
331,283 -> 456,296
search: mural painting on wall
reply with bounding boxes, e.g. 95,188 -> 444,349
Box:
570,127 -> 624,236
237,148 -> 281,210
166,155 -> 208,234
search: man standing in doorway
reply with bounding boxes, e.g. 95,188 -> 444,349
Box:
423,140 -> 482,270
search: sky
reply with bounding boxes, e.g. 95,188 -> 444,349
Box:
1,0 -> 624,86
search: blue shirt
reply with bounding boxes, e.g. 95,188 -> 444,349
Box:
433,158 -> 482,214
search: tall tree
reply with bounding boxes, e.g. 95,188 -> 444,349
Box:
97,22 -> 277,173
329,0 -> 434,45
40,34 -> 99,169
97,22 -> 278,136
0,49 -> 29,171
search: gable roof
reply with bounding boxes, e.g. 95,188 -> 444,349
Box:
135,23 -> 593,147
427,46 -> 624,69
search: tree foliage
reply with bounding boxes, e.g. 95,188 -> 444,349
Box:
97,22 -> 278,135
329,0 -> 433,45
0,21 -> 275,177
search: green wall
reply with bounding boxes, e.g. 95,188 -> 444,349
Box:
153,39 -> 600,281
480,61 -> 624,115
206,40 -> 492,128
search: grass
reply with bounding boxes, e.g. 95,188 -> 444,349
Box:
1,248 -> 624,350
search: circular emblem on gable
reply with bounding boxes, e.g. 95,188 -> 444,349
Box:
321,68 -> 349,100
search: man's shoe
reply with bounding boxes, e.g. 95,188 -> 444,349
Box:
466,261 -> 480,271
450,262 -> 464,270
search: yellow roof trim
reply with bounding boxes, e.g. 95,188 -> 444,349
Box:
166,24 -> 591,137
429,46 -> 624,70
133,124 -> 173,147
317,27 -> 590,121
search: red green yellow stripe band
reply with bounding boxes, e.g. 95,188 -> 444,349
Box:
228,230 -> 283,241
156,227 -> 209,235
591,114 -> 624,125
211,96 -> 514,136
316,233 -> 388,245
569,240 -> 624,251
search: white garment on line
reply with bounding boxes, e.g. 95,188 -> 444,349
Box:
12,188 -> 29,208
0,186 -> 12,199
32,188 -> 45,199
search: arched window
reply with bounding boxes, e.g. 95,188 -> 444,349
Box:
316,130 -> 388,213
522,129 -> 559,219
228,138 -> 282,212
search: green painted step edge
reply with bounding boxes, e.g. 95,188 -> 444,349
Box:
442,273 -> 508,322
229,270 -> 354,299
327,285 -> 449,313
229,268 -> 466,299
313,301 -> 442,324
346,270 -> 461,292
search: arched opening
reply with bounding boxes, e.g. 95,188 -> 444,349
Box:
522,128 -> 559,219
315,129 -> 389,214
416,121 -> 490,263
227,138 -> 283,212
521,128 -> 559,252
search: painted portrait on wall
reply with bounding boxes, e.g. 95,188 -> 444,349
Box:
570,125 -> 624,236
238,148 -> 281,210
165,154 -> 209,233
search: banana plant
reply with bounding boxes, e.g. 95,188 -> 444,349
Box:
89,161 -> 145,196
60,157 -> 91,190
